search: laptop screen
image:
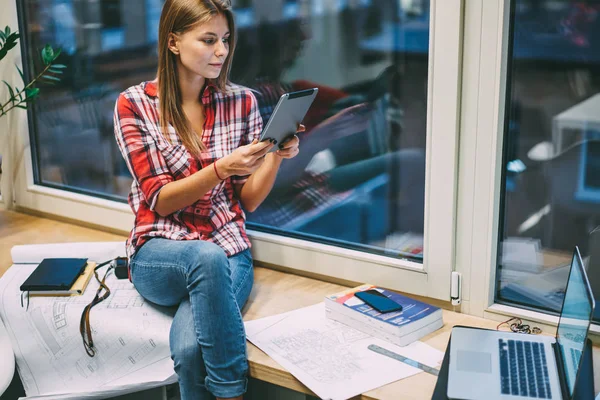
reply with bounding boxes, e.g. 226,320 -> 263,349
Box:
556,247 -> 595,397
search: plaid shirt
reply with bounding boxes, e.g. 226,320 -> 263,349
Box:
114,80 -> 263,259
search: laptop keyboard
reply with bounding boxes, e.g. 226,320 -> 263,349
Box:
498,339 -> 552,398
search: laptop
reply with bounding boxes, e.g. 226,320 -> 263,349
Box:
447,247 -> 595,400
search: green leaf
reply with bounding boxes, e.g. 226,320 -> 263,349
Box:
50,64 -> 67,69
42,75 -> 61,82
4,26 -> 10,37
4,41 -> 18,52
48,68 -> 63,74
0,31 -> 6,42
2,80 -> 15,102
15,104 -> 28,110
0,31 -> 18,62
25,87 -> 40,99
16,65 -> 25,84
41,44 -> 54,65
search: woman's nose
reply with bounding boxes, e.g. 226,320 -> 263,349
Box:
215,41 -> 227,57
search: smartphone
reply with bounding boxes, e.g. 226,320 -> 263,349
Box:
354,289 -> 403,313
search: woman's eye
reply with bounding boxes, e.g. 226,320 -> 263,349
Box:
202,39 -> 215,44
223,37 -> 229,44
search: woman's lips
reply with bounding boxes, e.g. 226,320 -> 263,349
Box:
209,63 -> 223,68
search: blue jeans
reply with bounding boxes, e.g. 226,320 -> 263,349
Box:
130,238 -> 253,400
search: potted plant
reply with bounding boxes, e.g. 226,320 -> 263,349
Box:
0,26 -> 63,208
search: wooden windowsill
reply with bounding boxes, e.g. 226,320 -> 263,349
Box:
244,267 -> 505,399
1,209 -> 598,398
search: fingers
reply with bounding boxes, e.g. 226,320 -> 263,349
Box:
296,124 -> 306,133
251,140 -> 275,158
276,135 -> 300,159
276,146 -> 300,159
280,134 -> 299,148
248,139 -> 273,154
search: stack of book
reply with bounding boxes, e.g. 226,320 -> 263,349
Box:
325,284 -> 443,346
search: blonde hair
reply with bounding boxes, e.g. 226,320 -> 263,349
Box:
157,0 -> 236,157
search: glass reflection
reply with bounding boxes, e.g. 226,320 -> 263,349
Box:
20,0 -> 430,260
498,0 -> 600,316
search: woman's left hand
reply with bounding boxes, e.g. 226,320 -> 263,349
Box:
275,124 -> 305,159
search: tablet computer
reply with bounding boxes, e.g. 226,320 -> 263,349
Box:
259,88 -> 318,152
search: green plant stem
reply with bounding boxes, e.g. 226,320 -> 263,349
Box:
0,61 -> 54,116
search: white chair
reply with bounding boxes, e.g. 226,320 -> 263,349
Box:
0,317 -> 15,396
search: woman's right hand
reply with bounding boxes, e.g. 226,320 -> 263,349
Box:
220,139 -> 275,177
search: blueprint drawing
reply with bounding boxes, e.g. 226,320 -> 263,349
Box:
0,263 -> 175,398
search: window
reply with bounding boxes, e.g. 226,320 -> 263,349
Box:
11,0 -> 462,299
495,0 -> 600,317
18,0 -> 157,201
235,1 -> 430,261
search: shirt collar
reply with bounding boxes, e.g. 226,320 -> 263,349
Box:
144,79 -> 218,98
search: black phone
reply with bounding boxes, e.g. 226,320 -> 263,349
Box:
354,289 -> 403,313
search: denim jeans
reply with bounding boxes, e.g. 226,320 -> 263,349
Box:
130,238 -> 254,400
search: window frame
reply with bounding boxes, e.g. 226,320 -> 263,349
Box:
6,0 -> 464,301
455,0 -> 600,335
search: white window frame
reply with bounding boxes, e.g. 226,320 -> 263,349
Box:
3,0 -> 464,301
454,0 -> 510,317
455,0 -> 600,335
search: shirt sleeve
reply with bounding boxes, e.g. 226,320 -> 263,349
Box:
231,90 -> 264,186
113,93 -> 174,210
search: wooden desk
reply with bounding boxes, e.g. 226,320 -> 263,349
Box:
2,210 -> 599,399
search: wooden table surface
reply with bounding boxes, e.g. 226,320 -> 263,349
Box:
1,209 -> 598,399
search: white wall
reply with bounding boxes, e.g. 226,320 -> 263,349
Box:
0,0 -> 29,209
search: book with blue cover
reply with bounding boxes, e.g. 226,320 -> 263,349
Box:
324,284 -> 443,346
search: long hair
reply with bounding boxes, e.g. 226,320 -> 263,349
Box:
157,0 -> 236,156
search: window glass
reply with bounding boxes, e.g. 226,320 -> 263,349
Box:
19,0 -> 429,261
497,0 -> 600,317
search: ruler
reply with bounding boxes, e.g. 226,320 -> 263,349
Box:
368,344 -> 440,376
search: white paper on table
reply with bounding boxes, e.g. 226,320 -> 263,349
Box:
245,303 -> 444,400
0,242 -> 176,400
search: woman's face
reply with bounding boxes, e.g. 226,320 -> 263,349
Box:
171,14 -> 230,80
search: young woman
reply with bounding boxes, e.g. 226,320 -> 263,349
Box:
113,1 -> 302,399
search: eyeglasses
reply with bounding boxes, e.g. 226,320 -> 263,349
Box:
79,260 -> 114,357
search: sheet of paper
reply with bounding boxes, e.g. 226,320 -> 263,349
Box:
245,303 -> 444,400
0,257 -> 176,399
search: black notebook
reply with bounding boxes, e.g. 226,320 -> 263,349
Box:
20,258 -> 88,292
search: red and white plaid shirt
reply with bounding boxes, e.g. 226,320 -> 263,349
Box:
114,80 -> 263,259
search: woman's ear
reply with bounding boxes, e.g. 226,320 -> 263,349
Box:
168,33 -> 180,55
